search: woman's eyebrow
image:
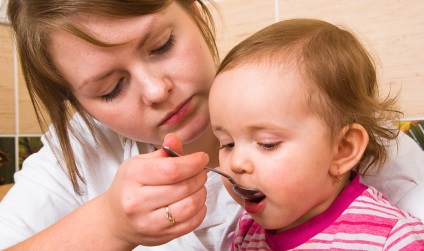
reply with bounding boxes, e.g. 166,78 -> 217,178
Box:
135,17 -> 158,50
88,71 -> 114,85
79,20 -> 159,90
136,30 -> 151,50
78,70 -> 114,91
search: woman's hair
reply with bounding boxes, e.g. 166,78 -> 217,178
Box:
218,18 -> 401,176
7,0 -> 218,195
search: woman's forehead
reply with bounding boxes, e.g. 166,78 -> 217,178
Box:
68,6 -> 175,45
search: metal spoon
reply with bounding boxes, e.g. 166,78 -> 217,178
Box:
162,146 -> 265,201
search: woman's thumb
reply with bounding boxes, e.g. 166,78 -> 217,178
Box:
161,133 -> 183,156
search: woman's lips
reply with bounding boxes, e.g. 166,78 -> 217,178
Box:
159,98 -> 192,126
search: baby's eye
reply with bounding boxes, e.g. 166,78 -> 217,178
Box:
258,142 -> 280,150
101,77 -> 124,102
219,142 -> 235,150
150,34 -> 175,55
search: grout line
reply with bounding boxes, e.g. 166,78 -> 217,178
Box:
400,117 -> 424,121
13,42 -> 19,172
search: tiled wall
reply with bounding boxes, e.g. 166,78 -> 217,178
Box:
214,0 -> 424,119
0,23 -> 42,184
0,0 -> 423,184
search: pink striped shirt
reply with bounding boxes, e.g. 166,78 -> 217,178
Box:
232,174 -> 424,250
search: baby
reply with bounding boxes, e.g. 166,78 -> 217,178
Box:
209,18 -> 424,250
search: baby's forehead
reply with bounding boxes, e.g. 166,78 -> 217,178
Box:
212,61 -> 310,98
223,49 -> 299,69
213,60 -> 328,111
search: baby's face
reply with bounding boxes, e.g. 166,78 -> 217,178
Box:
209,63 -> 339,232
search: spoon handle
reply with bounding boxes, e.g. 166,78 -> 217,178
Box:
162,146 -> 181,157
204,167 -> 237,186
162,146 -> 238,186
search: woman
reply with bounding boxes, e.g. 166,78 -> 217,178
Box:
1,0 -> 423,250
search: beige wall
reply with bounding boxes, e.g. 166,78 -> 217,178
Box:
0,24 -> 15,135
0,0 -> 423,136
215,0 -> 424,119
0,23 -> 40,136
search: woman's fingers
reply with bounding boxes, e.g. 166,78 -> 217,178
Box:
126,151 -> 209,186
132,184 -> 207,233
107,133 -> 210,246
110,157 -> 208,246
121,165 -> 208,214
162,133 -> 183,155
132,202 -> 207,246
160,185 -> 207,226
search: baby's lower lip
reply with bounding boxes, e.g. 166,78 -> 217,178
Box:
244,197 -> 266,214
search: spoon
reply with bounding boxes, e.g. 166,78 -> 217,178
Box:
162,146 -> 265,201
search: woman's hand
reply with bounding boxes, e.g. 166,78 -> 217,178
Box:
105,133 -> 209,248
4,134 -> 208,250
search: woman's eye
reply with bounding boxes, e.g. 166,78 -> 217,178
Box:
101,78 -> 124,102
219,143 -> 235,150
150,35 -> 175,55
258,142 -> 280,150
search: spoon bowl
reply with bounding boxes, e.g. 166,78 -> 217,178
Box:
162,146 -> 265,200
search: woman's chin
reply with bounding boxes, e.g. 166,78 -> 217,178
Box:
180,118 -> 211,144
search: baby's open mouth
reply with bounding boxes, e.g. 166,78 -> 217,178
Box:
246,192 -> 266,203
244,192 -> 267,214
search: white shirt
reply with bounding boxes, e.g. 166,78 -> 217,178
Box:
361,131 -> 424,220
0,116 -> 242,250
0,115 -> 423,249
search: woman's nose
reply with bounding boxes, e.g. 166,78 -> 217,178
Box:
134,67 -> 172,106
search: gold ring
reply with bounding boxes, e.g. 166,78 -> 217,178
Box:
165,206 -> 177,224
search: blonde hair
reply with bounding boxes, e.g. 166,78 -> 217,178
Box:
218,18 -> 401,175
7,0 -> 218,195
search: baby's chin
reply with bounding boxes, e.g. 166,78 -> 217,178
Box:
255,217 -> 289,234
250,208 -> 295,233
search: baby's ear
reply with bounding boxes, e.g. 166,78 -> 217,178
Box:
330,123 -> 369,176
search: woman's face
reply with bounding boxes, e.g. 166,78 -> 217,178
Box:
50,2 -> 216,145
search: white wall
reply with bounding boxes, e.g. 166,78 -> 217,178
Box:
0,0 -> 8,23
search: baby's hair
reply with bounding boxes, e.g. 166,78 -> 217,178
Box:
217,18 -> 401,175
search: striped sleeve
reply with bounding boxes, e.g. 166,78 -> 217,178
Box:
297,187 -> 424,250
384,218 -> 424,250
